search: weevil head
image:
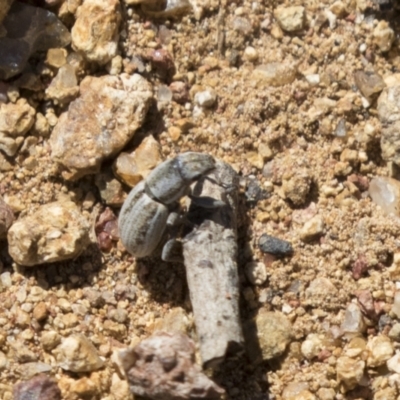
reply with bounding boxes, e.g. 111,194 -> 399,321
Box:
177,152 -> 216,182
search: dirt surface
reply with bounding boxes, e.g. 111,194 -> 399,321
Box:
1,0 -> 400,399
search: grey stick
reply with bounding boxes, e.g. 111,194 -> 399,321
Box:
182,159 -> 244,369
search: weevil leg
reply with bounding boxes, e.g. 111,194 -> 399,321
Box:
188,194 -> 226,209
161,238 -> 184,263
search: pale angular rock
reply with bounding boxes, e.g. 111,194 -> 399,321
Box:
282,169 -> 312,205
301,334 -> 326,360
0,2 -> 70,80
378,85 -> 400,167
253,310 -> 292,360
341,303 -> 366,334
354,70 -> 385,99
110,373 -> 133,400
336,356 -> 365,390
305,277 -> 338,309
71,0 -> 121,64
373,20 -> 394,52
366,335 -> 394,367
45,48 -> 67,68
274,6 -> 305,32
0,195 -> 14,238
194,90 -> 217,108
392,291 -> 400,318
282,383 -> 309,400
95,171 -> 127,206
368,177 -> 400,216
153,307 -> 190,334
41,331 -> 61,352
245,261 -> 267,285
316,388 -> 335,400
16,362 -> 52,380
119,332 -> 224,400
7,200 -> 91,267
0,99 -> 35,156
56,334 -> 104,372
113,135 -> 163,187
343,337 -> 366,358
45,64 -> 79,104
253,63 -> 297,87
387,351 -> 400,373
300,215 -> 324,241
50,74 -> 152,179
389,323 -> 400,341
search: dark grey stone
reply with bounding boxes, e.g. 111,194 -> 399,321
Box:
258,234 -> 293,256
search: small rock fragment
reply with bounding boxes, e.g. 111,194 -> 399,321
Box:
13,374 -> 61,400
45,48 -> 67,68
366,335 -> 394,367
300,215 -> 324,241
33,302 -> 48,322
7,200 -> 91,266
391,291 -> 400,318
305,277 -> 338,309
389,323 -> 400,341
387,351 -> 400,373
282,382 -> 309,400
71,0 -> 121,64
301,334 -> 327,360
378,85 -> 400,167
50,73 -> 152,179
56,334 -> 104,373
113,135 -> 163,187
368,176 -> 400,216
253,63 -> 297,87
169,81 -> 189,104
258,234 -> 293,256
249,310 -> 292,361
0,98 -> 36,156
373,20 -> 394,52
45,64 -> 79,104
341,302 -> 366,334
336,356 -> 365,391
274,6 -> 306,32
119,332 -> 224,400
245,261 -> 267,285
282,169 -> 312,205
41,331 -> 61,351
194,90 -> 217,108
95,171 -> 126,206
17,362 -> 52,380
0,2 -> 70,80
0,195 -> 14,238
354,70 -> 385,99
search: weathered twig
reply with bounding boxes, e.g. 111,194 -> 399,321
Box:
182,159 -> 243,368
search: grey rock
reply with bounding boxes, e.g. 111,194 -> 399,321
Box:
0,2 -> 70,80
258,233 -> 293,256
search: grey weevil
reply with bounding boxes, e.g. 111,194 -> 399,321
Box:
118,152 -> 216,258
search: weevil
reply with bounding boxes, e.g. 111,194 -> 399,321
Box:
118,152 -> 217,259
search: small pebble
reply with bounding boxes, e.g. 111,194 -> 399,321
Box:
194,90 -> 217,108
258,234 -> 293,256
